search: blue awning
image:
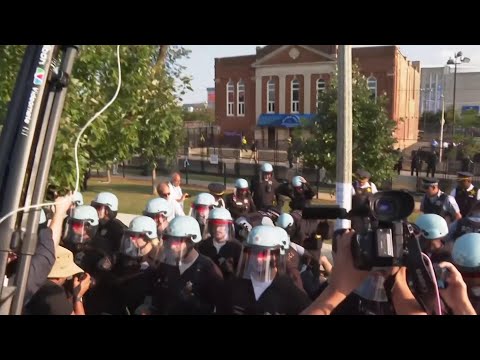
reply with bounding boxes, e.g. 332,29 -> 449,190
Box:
257,113 -> 316,127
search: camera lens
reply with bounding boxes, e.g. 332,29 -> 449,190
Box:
376,198 -> 395,216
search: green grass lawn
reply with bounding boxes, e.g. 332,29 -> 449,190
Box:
84,177 -> 422,225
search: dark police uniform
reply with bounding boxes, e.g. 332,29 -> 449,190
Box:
250,175 -> 281,211
450,172 -> 480,217
222,274 -> 311,315
225,193 -> 256,220
198,237 -> 243,279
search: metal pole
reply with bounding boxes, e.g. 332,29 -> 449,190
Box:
452,61 -> 457,138
439,95 -> 445,164
10,46 -> 79,314
335,45 -> 353,230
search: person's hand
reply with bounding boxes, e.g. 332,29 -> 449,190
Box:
53,192 -> 73,217
73,272 -> 91,298
299,176 -> 307,184
181,193 -> 189,201
438,262 -> 476,315
329,230 -> 369,296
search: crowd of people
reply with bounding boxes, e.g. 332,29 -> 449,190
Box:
5,165 -> 480,315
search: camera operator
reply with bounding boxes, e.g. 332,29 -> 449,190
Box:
301,230 -> 427,315
25,246 -> 91,315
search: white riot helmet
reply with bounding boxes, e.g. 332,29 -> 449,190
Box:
143,197 -> 171,234
64,205 -> 99,247
162,216 -> 202,266
91,192 -> 119,223
207,207 -> 234,243
121,216 -> 158,258
237,225 -> 285,282
276,213 -> 296,238
189,193 -> 216,234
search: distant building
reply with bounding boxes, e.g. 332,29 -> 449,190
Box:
207,87 -> 215,109
215,45 -> 420,149
421,67 -> 480,115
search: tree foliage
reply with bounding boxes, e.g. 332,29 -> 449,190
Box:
296,64 -> 398,184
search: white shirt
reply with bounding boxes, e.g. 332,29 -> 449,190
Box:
168,182 -> 184,208
450,184 -> 480,200
165,196 -> 185,221
213,240 -> 226,254
351,181 -> 378,196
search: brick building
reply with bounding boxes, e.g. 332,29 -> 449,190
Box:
215,45 -> 420,149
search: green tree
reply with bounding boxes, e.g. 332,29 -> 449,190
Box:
182,108 -> 214,123
296,64 -> 398,185
0,45 -> 27,130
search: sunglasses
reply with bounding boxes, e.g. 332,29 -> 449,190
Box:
160,193 -> 170,197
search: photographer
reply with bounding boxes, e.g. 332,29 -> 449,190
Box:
25,246 -> 91,315
301,230 -> 427,315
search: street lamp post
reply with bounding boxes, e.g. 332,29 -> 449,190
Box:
447,51 -> 470,138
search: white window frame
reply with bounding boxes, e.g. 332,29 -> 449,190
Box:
237,80 -> 245,116
367,76 -> 377,102
291,79 -> 300,113
227,81 -> 234,116
316,79 -> 326,110
267,80 -> 275,113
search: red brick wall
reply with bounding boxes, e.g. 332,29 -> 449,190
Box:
215,55 -> 256,139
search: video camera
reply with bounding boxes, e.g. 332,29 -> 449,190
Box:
303,191 -> 419,271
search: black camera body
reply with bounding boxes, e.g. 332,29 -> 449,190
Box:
351,191 -> 415,271
303,191 -> 416,271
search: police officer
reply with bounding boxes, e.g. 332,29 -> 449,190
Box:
450,172 -> 480,218
151,216 -> 225,315
143,197 -> 171,237
451,233 -> 480,313
221,225 -> 311,315
197,208 -> 242,279
415,214 -> 451,262
420,177 -> 462,223
208,182 -> 227,208
226,178 -> 256,220
250,163 -> 282,211
189,192 -> 217,238
351,169 -> 378,233
449,200 -> 480,241
63,205 -> 124,314
91,192 -> 127,256
289,209 -> 329,262
277,175 -> 315,211
61,191 -> 84,239
114,216 -> 163,314
117,216 -> 163,272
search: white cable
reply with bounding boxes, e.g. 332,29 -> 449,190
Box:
421,252 -> 443,315
0,45 -> 122,227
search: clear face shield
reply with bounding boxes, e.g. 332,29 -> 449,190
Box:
208,219 -> 234,244
120,232 -> 152,258
189,204 -> 212,228
64,219 -> 98,250
162,235 -> 194,266
262,171 -> 273,182
237,246 -> 285,282
91,203 -> 110,225
235,188 -> 249,200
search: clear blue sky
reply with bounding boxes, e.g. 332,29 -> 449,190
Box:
179,45 -> 480,104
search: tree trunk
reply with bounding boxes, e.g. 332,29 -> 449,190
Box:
153,45 -> 170,77
122,161 -> 126,178
106,166 -> 111,184
152,164 -> 157,195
